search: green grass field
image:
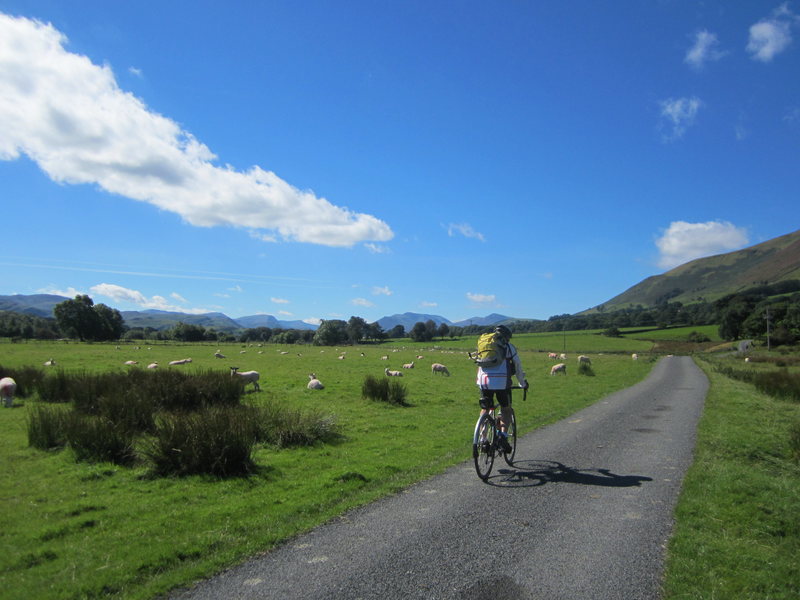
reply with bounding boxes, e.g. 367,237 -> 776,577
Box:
1,332 -> 798,599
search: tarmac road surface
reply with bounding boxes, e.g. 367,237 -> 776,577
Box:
171,355 -> 708,600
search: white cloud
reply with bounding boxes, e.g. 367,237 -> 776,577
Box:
685,30 -> 726,70
303,317 -> 322,326
467,292 -> 496,304
351,297 -> 374,307
446,223 -> 486,242
39,285 -> 84,298
0,13 -> 393,248
364,243 -> 391,254
278,310 -> 292,317
655,221 -> 749,270
659,97 -> 702,142
271,297 -> 290,304
170,292 -> 187,303
128,66 -> 143,78
747,4 -> 797,62
372,286 -> 392,296
89,282 -> 208,313
420,301 -> 438,308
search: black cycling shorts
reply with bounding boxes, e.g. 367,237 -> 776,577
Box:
479,388 -> 511,410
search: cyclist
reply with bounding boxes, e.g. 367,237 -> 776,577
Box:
476,325 -> 528,453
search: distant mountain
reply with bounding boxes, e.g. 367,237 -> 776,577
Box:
451,313 -> 513,327
376,312 -> 452,331
234,314 -> 317,331
0,294 -> 69,318
120,310 -> 243,332
595,228 -> 800,311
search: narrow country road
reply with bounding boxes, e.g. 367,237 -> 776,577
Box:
171,356 -> 708,600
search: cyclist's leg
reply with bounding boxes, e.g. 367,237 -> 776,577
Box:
496,389 -> 512,433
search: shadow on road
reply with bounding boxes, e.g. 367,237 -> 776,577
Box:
486,460 -> 653,488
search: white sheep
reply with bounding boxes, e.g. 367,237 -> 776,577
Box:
43,358 -> 56,367
230,366 -> 261,391
631,353 -> 639,360
548,352 -> 558,359
550,363 -> 567,375
560,353 -> 567,360
147,362 -> 159,369
402,361 -> 415,369
385,367 -> 403,377
307,373 -> 324,390
380,355 -> 389,361
1,377 -> 17,408
578,355 -> 591,365
431,363 -> 450,376
214,351 -> 226,359
124,360 -> 138,366
169,358 -> 192,366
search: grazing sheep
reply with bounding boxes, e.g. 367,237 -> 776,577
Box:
214,351 -> 226,359
124,360 -> 138,366
578,355 -> 591,365
307,373 -> 324,390
230,366 -> 260,391
147,362 -> 159,369
431,363 -> 450,376
631,353 -> 639,360
548,352 -> 558,359
380,355 -> 389,361
43,358 -> 56,366
560,353 -> 567,360
550,363 -> 567,376
169,358 -> 192,366
385,367 -> 403,377
402,361 -> 415,369
744,357 -> 751,362
1,377 -> 17,408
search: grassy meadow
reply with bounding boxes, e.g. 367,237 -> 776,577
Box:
2,326 -> 798,599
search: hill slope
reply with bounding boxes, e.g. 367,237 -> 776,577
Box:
597,228 -> 800,310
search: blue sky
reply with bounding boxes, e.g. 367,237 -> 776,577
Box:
1,1 -> 798,325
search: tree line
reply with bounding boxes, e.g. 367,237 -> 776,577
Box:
2,284 -> 798,346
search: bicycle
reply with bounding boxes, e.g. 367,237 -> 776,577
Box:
472,385 -> 526,481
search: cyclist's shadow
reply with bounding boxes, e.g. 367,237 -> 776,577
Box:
488,459 -> 653,488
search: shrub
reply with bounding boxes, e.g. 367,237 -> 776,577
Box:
142,406 -> 256,477
64,412 -> 136,465
361,374 -> 388,402
387,379 -> 409,406
253,401 -> 340,448
27,404 -> 69,450
687,331 -> 711,343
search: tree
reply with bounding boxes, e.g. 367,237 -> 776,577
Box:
171,322 -> 207,342
437,322 -> 450,340
387,324 -> 405,339
313,319 -> 348,346
347,316 -> 368,344
409,322 -> 430,342
93,303 -> 126,341
54,295 -> 97,341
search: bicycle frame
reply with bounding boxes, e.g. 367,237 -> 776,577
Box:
472,386 -> 526,480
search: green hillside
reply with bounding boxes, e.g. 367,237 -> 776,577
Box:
596,229 -> 800,311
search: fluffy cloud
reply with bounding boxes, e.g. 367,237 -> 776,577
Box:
271,297 -> 290,304
372,286 -> 392,296
747,4 -> 797,62
0,13 -> 393,248
655,221 -> 749,270
685,30 -> 726,69
90,283 -> 208,313
659,97 -> 702,141
351,298 -> 374,307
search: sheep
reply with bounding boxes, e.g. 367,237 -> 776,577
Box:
169,358 -> 192,366
214,351 -> 226,359
560,353 -> 567,360
124,360 -> 138,366
578,355 -> 591,365
385,367 -> 403,377
431,363 -> 450,376
380,355 -> 389,361
631,353 -> 639,360
548,352 -> 558,359
307,373 -> 324,390
147,362 -> 159,369
1,377 -> 17,408
43,358 -> 56,366
230,366 -> 260,391
402,361 -> 415,369
550,363 -> 567,376
744,357 -> 751,363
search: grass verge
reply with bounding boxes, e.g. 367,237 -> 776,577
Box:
663,357 -> 800,599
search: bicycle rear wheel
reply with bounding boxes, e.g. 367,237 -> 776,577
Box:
502,409 -> 517,466
473,413 -> 495,480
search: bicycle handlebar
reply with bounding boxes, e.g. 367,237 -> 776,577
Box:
510,385 -> 528,401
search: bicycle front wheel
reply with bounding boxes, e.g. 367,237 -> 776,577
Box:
502,409 -> 517,466
472,413 -> 495,480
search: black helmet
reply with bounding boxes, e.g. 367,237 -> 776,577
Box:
495,325 -> 512,340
